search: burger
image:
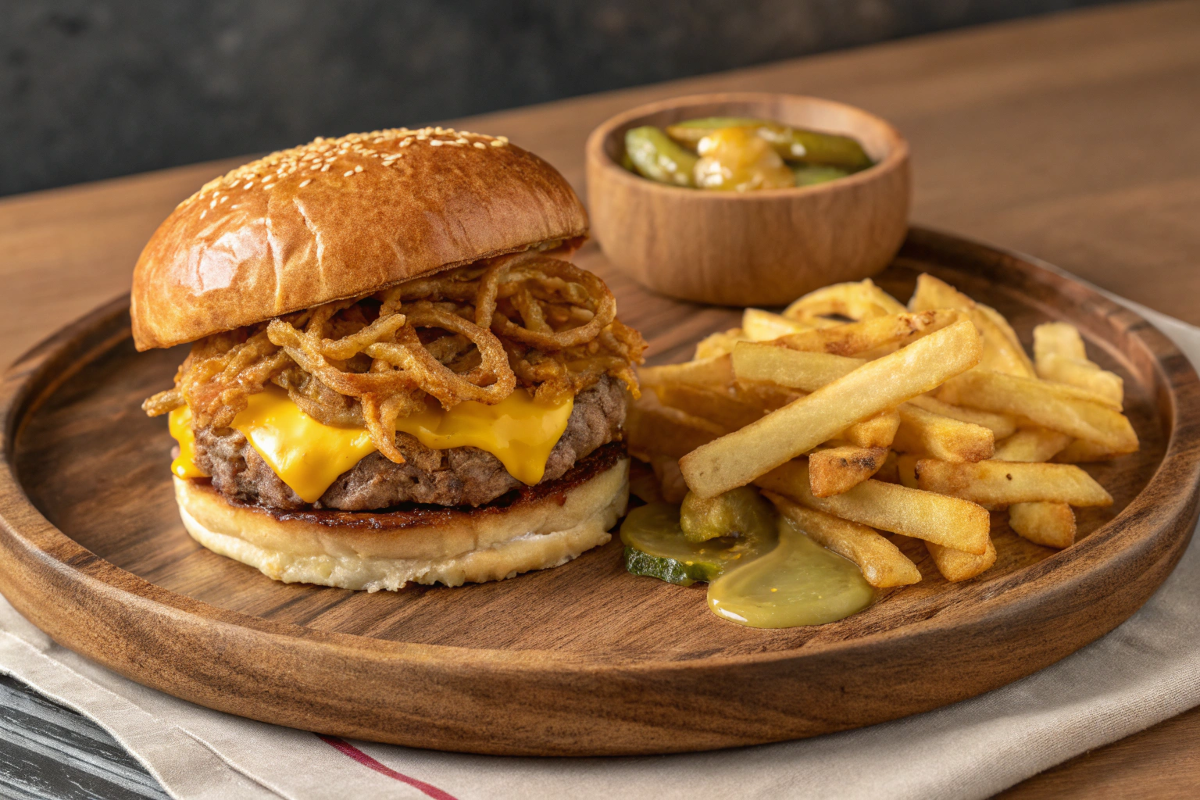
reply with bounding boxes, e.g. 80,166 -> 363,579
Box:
133,127 -> 644,592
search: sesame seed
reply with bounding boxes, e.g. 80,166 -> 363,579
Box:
343,170 -> 354,177
473,142 -> 487,149
430,140 -> 444,146
354,165 -> 364,173
200,210 -> 207,219
299,179 -> 312,187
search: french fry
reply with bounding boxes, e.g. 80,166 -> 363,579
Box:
925,537 -> 998,582
908,273 -> 1036,377
809,446 -> 889,497
680,319 -> 982,497
731,342 -> 863,392
1036,353 -> 1124,409
1033,322 -> 1087,362
993,427 -> 1072,462
1008,501 -> 1076,549
695,329 -> 748,359
842,409 -> 901,449
874,450 -> 901,484
914,459 -> 1113,506
1054,438 -> 1125,463
904,394 -> 1018,439
626,395 -> 723,460
896,453 -> 919,488
652,383 -> 764,430
639,354 -> 734,390
939,369 -> 1137,453
765,491 -> 921,587
776,309 -> 962,358
893,403 -> 995,462
742,308 -> 814,341
783,278 -> 907,322
756,460 -> 991,555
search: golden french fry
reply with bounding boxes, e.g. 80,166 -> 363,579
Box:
776,310 -> 962,358
874,450 -> 901,484
731,342 -> 863,392
742,308 -> 814,341
809,446 -> 889,497
639,354 -> 734,390
939,369 -> 1137,453
842,409 -> 901,449
1054,438 -> 1124,463
765,491 -> 921,587
896,453 -> 919,488
695,328 -> 748,359
1033,322 -> 1087,362
908,273 -> 1036,377
1036,353 -> 1124,409
627,395 -> 723,460
893,403 -> 994,462
1009,501 -> 1075,549
914,459 -> 1113,506
653,383 -> 764,430
993,427 -> 1072,462
756,460 -> 991,555
904,394 -> 1018,439
783,278 -> 907,322
925,537 -> 997,582
680,319 -> 982,497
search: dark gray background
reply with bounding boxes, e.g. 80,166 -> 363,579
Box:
2,0 -> 1137,197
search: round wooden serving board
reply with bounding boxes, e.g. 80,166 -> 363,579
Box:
1,229 -> 1198,757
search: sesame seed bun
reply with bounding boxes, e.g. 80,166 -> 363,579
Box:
173,448 -> 629,591
130,128 -> 588,351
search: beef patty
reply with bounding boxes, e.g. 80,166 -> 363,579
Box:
193,376 -> 626,510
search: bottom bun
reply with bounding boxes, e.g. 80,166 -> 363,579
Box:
175,448 -> 629,592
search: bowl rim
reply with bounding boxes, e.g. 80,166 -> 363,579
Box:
584,91 -> 910,200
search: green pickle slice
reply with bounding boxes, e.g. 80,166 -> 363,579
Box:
666,117 -> 873,171
792,165 -> 851,187
620,502 -> 777,587
624,126 -> 699,187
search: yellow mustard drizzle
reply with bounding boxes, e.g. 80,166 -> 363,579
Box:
707,517 -> 875,628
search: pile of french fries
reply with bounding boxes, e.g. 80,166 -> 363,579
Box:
629,275 -> 1138,586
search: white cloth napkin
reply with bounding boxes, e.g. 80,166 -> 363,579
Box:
2,295 -> 1198,800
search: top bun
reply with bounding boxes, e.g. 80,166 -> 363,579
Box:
130,128 -> 588,351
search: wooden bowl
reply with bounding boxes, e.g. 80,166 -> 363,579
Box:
585,93 -> 911,306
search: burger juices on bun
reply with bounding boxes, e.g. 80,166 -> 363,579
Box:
135,128 -> 645,591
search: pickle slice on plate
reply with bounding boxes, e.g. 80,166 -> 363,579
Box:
620,501 -> 778,586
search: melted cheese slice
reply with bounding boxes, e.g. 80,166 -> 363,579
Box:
169,406 -> 208,480
169,387 -> 573,504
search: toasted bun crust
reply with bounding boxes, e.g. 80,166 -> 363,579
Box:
131,128 -> 588,351
174,456 -> 629,591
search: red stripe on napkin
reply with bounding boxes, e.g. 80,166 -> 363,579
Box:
318,734 -> 457,800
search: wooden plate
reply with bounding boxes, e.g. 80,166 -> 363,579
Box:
1,229 -> 1198,757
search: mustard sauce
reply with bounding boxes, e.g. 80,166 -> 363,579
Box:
707,517 -> 875,628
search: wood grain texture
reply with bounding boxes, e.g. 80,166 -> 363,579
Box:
0,0 -> 1197,790
0,230 -> 1197,756
585,93 -> 910,306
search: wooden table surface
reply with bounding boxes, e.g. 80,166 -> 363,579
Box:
1,1 -> 1197,796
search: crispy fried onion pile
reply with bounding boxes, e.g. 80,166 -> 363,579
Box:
143,253 -> 645,463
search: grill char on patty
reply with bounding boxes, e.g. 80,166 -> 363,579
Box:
192,376 -> 626,511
